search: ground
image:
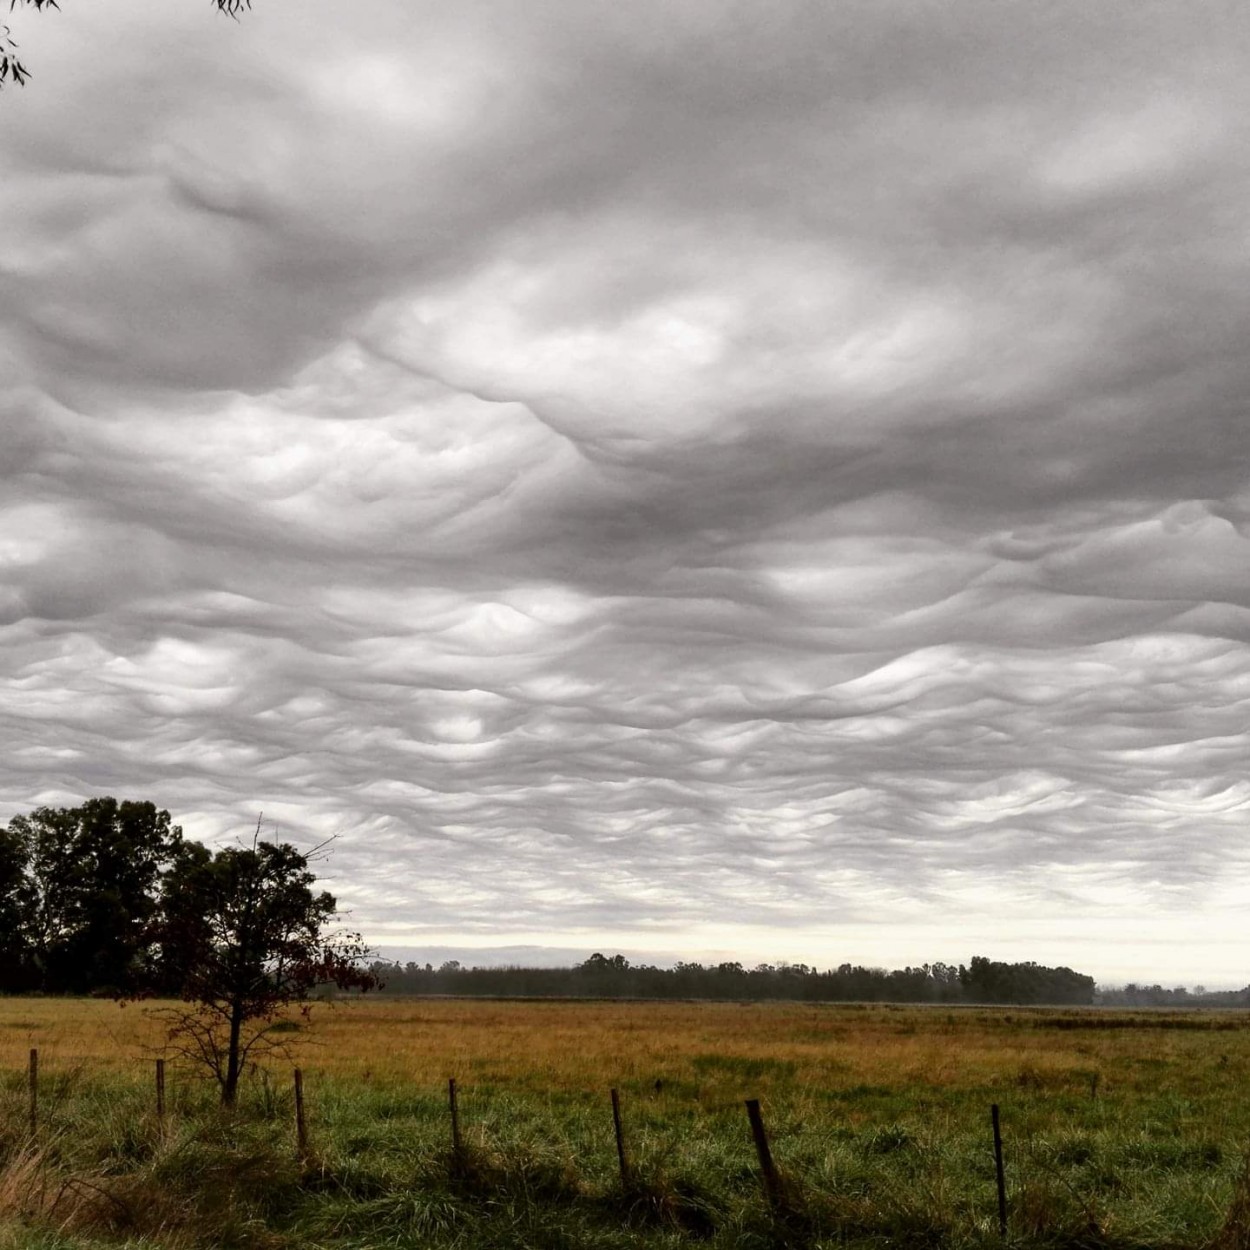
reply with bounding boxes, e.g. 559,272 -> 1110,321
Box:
1,997 -> 1248,1248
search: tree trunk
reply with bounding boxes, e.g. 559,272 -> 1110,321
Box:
223,1001 -> 244,1106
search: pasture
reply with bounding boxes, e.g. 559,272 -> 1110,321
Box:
1,996 -> 1249,1248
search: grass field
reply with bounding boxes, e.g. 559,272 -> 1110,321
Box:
2,996 -> 1249,1249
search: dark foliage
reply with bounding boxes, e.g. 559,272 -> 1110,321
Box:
2,798 -> 183,994
0,817 -> 31,981
958,954 -> 1097,1006
367,951 -> 1101,1006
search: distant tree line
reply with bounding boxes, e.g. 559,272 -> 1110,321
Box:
1095,983 -> 1250,1008
368,952 -> 1102,1006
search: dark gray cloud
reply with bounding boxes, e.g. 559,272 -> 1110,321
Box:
3,0 -> 1249,982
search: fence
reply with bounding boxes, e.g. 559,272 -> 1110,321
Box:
17,1047 -> 1018,1235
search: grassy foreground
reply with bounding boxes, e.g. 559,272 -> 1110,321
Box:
2,997 -> 1250,1249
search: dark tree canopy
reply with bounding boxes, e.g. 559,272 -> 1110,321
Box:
0,820 -> 31,976
2,0 -> 252,89
3,798 -> 183,994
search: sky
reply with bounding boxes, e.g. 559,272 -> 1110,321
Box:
2,1 -> 1249,987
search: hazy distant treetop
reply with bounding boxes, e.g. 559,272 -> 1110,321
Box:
2,0 -> 251,89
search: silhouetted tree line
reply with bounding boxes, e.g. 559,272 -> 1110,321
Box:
368,951 -> 1101,1006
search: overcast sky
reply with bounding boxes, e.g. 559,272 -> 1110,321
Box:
3,1 -> 1249,986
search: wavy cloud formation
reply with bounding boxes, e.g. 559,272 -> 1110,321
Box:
2,0 -> 1249,982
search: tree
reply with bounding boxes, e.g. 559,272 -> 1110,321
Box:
0,820 -> 33,992
959,955 -> 1095,1006
5,798 -> 183,994
150,826 -> 378,1105
2,0 -> 252,89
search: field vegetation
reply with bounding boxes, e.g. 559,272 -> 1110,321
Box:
2,996 -> 1250,1249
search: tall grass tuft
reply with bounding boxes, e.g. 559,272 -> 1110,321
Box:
1215,1157 -> 1250,1250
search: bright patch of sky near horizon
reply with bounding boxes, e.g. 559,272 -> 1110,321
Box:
2,0 -> 1250,985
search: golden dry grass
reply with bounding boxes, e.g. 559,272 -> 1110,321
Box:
3,996 -> 1247,1108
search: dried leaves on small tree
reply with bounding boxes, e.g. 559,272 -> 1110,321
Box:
149,826 -> 378,1105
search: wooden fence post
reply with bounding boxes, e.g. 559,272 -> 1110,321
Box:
745,1098 -> 780,1206
448,1077 -> 462,1155
155,1059 -> 166,1123
610,1088 -> 630,1186
991,1103 -> 1008,1237
294,1069 -> 308,1156
28,1048 -> 37,1135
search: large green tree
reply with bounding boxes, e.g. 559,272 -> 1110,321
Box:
2,0 -> 251,88
5,798 -> 184,994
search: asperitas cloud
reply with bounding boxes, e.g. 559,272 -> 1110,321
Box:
3,0 -> 1249,983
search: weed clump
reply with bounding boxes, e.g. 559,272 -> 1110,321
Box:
1215,1158 -> 1250,1250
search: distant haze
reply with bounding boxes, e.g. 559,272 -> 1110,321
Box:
2,1 -> 1249,989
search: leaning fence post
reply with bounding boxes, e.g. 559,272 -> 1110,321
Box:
745,1098 -> 780,1206
991,1103 -> 1008,1237
155,1058 -> 166,1124
28,1048 -> 37,1135
294,1068 -> 308,1156
448,1077 -> 462,1156
610,1088 -> 630,1185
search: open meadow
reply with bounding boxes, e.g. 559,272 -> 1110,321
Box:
2,996 -> 1250,1249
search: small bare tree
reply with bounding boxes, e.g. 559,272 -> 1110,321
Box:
149,823 -> 377,1106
